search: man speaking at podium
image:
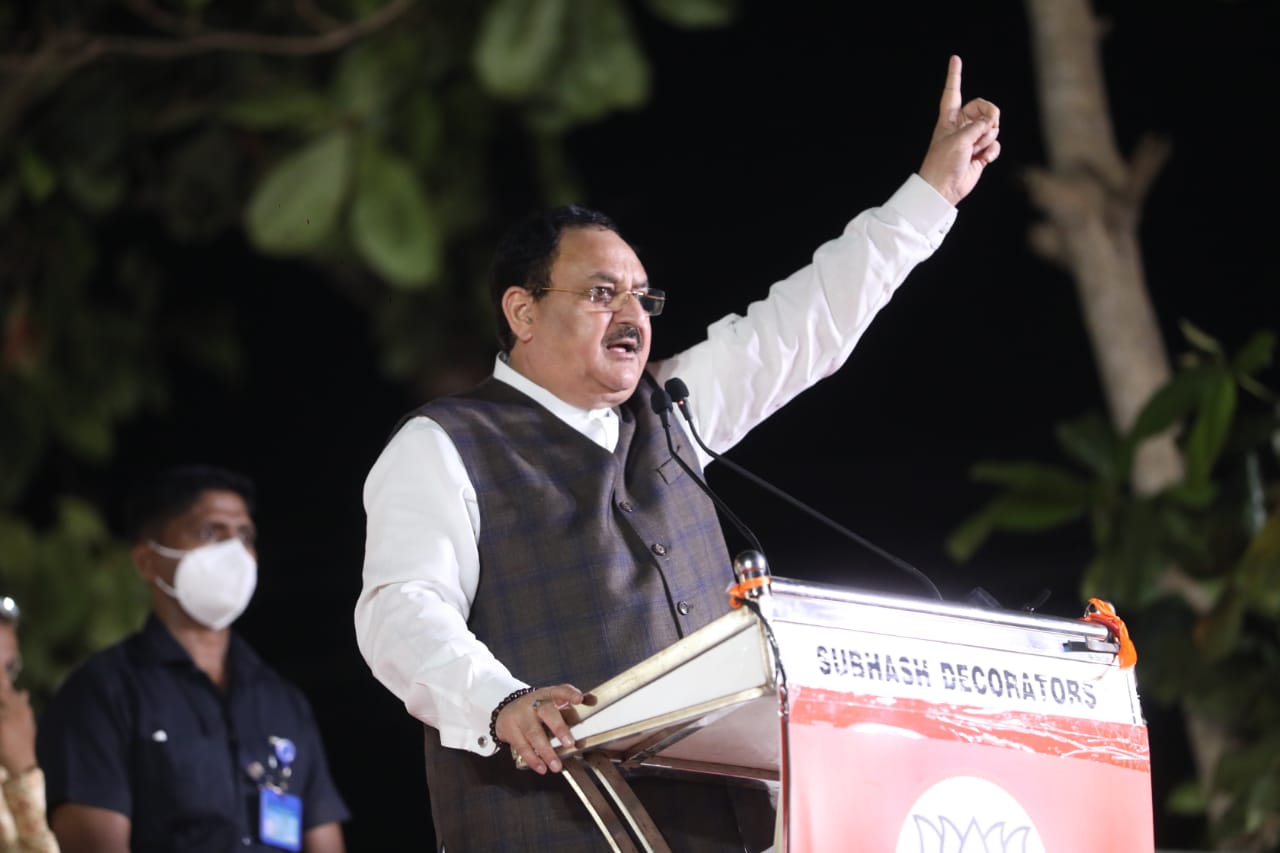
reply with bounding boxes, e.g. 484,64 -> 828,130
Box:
356,56 -> 1000,852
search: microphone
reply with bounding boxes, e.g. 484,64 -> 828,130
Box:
664,377 -> 943,601
650,388 -> 768,561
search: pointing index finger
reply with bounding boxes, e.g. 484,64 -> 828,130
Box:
939,54 -> 963,124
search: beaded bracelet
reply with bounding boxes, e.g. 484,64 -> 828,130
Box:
489,686 -> 536,745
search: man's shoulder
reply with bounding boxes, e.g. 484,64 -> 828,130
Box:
389,375 -> 509,435
39,633 -> 142,737
50,631 -> 141,697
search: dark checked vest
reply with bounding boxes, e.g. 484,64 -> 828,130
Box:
405,373 -> 773,852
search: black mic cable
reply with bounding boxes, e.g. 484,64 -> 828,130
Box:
650,388 -> 768,560
664,377 -> 944,601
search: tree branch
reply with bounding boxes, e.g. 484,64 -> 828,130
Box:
123,0 -> 201,37
0,0 -> 417,137
294,0 -> 344,33
1125,132 -> 1172,207
1027,221 -> 1069,268
0,0 -> 415,69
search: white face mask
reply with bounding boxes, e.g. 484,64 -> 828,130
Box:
149,538 -> 257,630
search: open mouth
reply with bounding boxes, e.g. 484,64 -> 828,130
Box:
603,327 -> 642,355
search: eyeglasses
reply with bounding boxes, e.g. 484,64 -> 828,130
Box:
538,285 -> 665,316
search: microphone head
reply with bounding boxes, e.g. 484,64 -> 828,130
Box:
649,388 -> 673,415
732,549 -> 770,578
664,377 -> 690,406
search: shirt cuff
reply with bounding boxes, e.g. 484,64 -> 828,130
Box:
888,173 -> 958,248
433,676 -> 529,757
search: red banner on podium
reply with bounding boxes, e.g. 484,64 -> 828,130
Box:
786,687 -> 1153,852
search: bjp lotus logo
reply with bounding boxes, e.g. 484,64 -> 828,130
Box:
896,777 -> 1045,853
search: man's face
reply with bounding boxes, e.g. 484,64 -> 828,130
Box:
510,226 -> 653,410
145,489 -> 257,587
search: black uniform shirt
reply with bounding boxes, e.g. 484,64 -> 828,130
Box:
37,615 -> 349,852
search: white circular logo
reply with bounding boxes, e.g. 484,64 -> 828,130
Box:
896,776 -> 1046,853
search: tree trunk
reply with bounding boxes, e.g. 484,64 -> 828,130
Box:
1022,0 -> 1244,845
1023,0 -> 1181,496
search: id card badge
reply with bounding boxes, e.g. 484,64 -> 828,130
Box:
259,787 -> 303,851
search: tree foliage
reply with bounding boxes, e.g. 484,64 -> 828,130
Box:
949,323 -> 1280,848
0,0 -> 737,699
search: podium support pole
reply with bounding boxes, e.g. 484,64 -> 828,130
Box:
561,753 -> 673,853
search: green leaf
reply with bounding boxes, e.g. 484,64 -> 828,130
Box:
349,141 -> 440,288
948,461 -> 1093,561
0,515 -> 37,572
945,507 -> 995,563
245,130 -> 352,254
1184,374 -> 1236,485
553,0 -> 650,123
52,408 -> 114,462
1078,556 -> 1107,602
1237,510 -> 1280,609
401,92 -> 445,168
1054,414 -> 1121,480
57,496 -> 108,544
17,148 -> 57,202
1155,502 -> 1209,565
1165,779 -> 1207,816
645,0 -> 738,28
1165,478 -> 1217,509
474,0 -> 568,99
1180,318 -> 1224,358
957,494 -> 1085,547
970,461 -> 1093,500
1213,731 -> 1280,791
1244,772 -> 1280,836
62,163 -> 126,214
333,42 -> 397,122
1094,502 -> 1168,603
1231,330 -> 1276,377
223,89 -> 334,131
1129,366 -> 1214,445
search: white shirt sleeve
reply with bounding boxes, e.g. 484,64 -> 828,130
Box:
355,417 -> 523,756
355,173 -> 955,756
650,174 -> 956,462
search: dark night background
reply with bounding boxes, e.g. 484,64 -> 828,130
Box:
69,1 -> 1279,848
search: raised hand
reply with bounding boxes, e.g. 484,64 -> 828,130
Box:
918,55 -> 1001,205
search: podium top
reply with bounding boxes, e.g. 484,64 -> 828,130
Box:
766,577 -> 1118,658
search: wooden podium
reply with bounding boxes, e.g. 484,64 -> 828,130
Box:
549,577 -> 1154,852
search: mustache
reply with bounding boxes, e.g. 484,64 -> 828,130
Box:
603,326 -> 643,347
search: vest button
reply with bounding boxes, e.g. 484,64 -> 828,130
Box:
619,500 -> 634,512
677,601 -> 691,615
651,543 -> 667,556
